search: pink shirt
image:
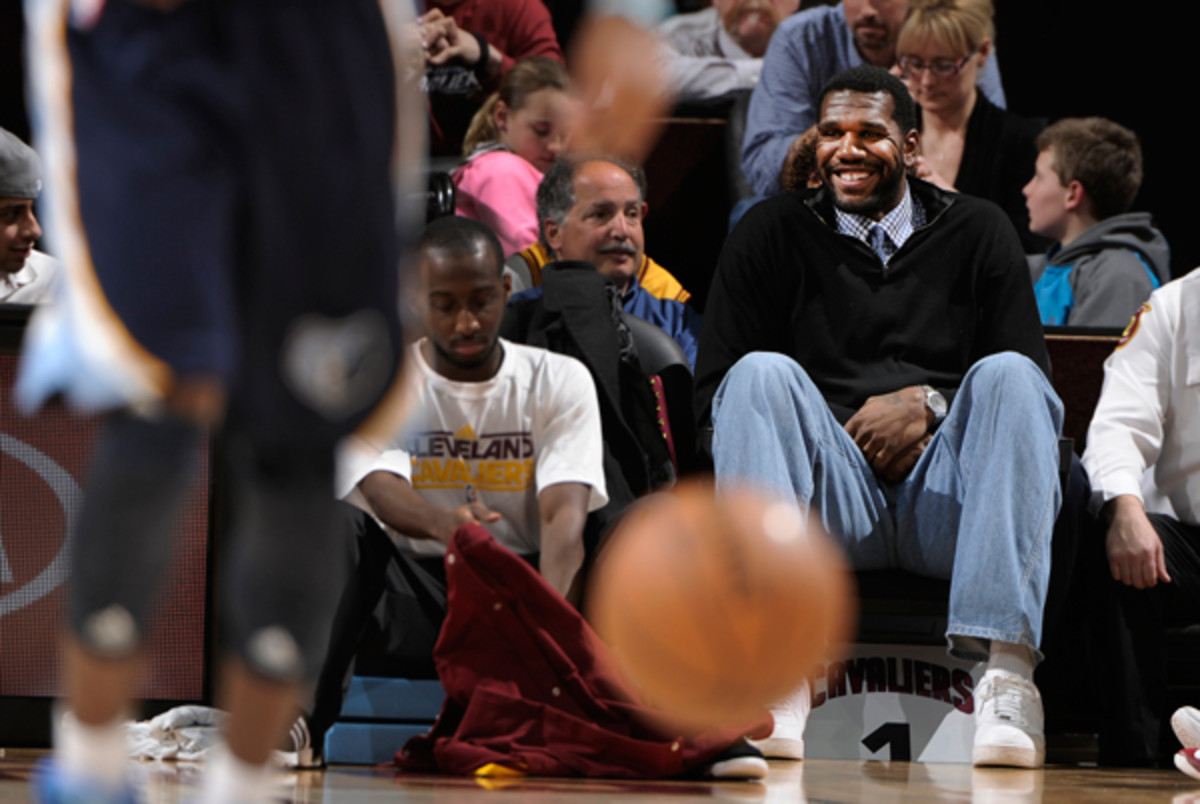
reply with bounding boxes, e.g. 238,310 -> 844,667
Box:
453,149 -> 543,257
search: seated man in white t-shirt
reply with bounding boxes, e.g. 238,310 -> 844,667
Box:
299,216 -> 608,766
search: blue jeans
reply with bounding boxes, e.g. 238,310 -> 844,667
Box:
712,352 -> 1064,661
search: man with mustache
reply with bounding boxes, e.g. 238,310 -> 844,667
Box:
740,0 -> 1006,196
696,66 -> 1062,769
511,156 -> 701,367
655,0 -> 800,103
0,128 -> 59,305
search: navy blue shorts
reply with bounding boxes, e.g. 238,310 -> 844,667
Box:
29,0 -> 405,443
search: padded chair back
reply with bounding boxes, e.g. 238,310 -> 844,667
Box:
620,313 -> 688,377
620,313 -> 698,474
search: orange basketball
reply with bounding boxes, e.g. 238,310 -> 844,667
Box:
587,479 -> 855,733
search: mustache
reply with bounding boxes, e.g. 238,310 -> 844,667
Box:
449,335 -> 490,348
597,242 -> 638,256
853,14 -> 887,28
732,0 -> 771,16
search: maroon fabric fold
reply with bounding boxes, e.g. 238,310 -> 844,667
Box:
394,524 -> 769,777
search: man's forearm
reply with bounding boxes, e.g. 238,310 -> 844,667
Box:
537,483 -> 590,604
541,526 -> 585,605
359,471 -> 456,543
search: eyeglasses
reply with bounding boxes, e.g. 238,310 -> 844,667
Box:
897,48 -> 977,79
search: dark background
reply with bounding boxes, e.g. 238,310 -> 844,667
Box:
0,2 -> 1188,277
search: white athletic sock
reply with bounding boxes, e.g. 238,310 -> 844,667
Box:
986,640 -> 1035,682
201,748 -> 278,804
56,709 -> 129,788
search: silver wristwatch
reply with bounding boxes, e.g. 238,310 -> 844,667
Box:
921,384 -> 948,428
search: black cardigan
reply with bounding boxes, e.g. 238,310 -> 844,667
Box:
694,178 -> 1050,427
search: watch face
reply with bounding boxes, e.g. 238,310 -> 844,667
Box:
924,386 -> 947,417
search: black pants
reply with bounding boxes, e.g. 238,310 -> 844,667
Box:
306,504 -> 446,743
1099,514 -> 1200,766
306,504 -> 538,743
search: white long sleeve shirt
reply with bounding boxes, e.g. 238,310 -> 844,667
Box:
655,7 -> 763,102
1083,267 -> 1200,524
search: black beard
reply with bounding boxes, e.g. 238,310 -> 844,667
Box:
433,337 -> 500,372
824,164 -> 906,220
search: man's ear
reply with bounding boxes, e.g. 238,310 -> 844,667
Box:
1065,180 -> 1087,213
640,200 -> 649,222
543,218 -> 563,255
502,269 -> 513,302
903,129 -> 920,168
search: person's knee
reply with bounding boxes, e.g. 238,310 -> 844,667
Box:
966,351 -> 1042,385
222,440 -> 345,683
68,413 -> 207,658
964,352 -> 1063,423
717,352 -> 816,410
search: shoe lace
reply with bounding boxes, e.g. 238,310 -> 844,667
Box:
985,676 -> 1030,726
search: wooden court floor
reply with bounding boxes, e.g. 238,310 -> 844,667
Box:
3,752 -> 1200,803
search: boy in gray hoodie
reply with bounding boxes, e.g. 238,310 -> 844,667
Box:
1023,117 -> 1169,327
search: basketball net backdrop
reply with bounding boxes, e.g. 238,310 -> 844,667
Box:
0,353 -> 209,701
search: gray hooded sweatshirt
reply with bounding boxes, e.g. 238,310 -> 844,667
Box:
1028,212 -> 1170,327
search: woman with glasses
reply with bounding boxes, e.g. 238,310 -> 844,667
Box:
895,0 -> 1048,252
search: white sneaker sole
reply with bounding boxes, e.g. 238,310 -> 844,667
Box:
1178,750 -> 1200,782
273,746 -> 324,770
972,743 -> 1044,769
1174,708 -> 1200,749
707,756 -> 769,780
748,736 -> 804,760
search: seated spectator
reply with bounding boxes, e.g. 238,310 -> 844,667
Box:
739,0 -> 1006,197
697,66 -> 1061,768
508,161 -> 692,304
510,156 -> 701,366
1024,117 -> 1167,328
419,0 -> 563,155
895,0 -> 1046,252
0,128 -> 59,304
1080,270 -> 1200,766
454,58 -> 579,261
304,215 -> 607,757
655,0 -> 800,103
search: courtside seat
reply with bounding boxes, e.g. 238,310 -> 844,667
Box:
324,677 -> 446,765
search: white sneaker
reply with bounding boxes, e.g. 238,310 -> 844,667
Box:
749,682 -> 810,760
1174,707 -> 1200,749
705,740 -> 768,780
972,670 -> 1045,768
1177,747 -> 1200,781
273,716 -> 323,770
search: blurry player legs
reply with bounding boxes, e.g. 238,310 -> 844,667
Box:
23,1 -> 410,800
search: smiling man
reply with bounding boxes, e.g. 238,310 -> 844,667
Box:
740,0 -> 1007,196
0,128 -> 59,304
696,66 -> 1063,768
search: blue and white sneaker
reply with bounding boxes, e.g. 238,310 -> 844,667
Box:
31,758 -> 139,804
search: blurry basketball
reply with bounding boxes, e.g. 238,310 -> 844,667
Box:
588,479 -> 854,732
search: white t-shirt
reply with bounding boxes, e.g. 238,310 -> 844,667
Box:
340,338 -> 608,556
0,250 -> 60,304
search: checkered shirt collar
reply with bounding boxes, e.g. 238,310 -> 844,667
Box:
834,183 -> 924,262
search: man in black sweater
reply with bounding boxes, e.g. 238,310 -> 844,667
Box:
696,66 -> 1063,769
